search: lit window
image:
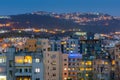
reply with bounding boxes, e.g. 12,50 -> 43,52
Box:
72,68 -> 75,70
104,62 -> 108,65
24,56 -> 32,63
15,56 -> 24,64
0,57 -> 6,63
87,61 -> 92,65
68,68 -> 70,70
0,59 -> 2,63
112,60 -> 115,65
81,62 -> 84,65
35,58 -> 40,63
80,68 -> 84,71
86,74 -> 88,77
0,76 -> 6,80
64,77 -> 67,80
64,68 -> 67,70
35,68 -> 40,73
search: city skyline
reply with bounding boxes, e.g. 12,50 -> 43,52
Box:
0,0 -> 120,16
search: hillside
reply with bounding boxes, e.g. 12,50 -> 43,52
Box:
0,12 -> 120,33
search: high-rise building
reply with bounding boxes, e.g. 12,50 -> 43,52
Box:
61,53 -> 82,80
50,37 -> 80,54
3,46 -> 44,80
114,43 -> 120,80
0,52 -> 7,80
44,51 -> 62,80
79,33 -> 102,80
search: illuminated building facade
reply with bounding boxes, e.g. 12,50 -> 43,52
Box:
24,38 -> 50,52
5,46 -> 44,80
61,53 -> 82,80
93,59 -> 111,80
114,43 -> 120,80
61,54 -> 69,80
68,53 -> 82,80
79,33 -> 102,80
0,53 -> 6,80
50,37 -> 80,54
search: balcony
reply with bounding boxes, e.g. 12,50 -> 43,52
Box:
15,63 -> 32,66
15,72 -> 32,76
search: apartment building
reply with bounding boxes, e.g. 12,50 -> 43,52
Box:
44,51 -> 62,80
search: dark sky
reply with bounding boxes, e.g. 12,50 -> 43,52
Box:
0,0 -> 120,16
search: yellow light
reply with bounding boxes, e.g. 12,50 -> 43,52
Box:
68,68 -> 70,70
87,61 -> 92,65
82,62 -> 84,65
112,60 -> 115,65
64,68 -> 67,70
24,56 -> 32,63
24,59 -> 27,63
33,29 -> 40,32
2,44 -> 7,49
61,42 -> 66,44
66,48 -> 69,50
89,68 -> 92,70
85,62 -> 88,65
86,68 -> 88,71
104,62 -> 108,65
72,68 -> 75,70
80,68 -> 84,71
0,76 -> 6,80
80,78 -> 84,80
86,74 -> 88,77
64,78 -> 67,80
15,56 -> 24,64
62,30 -> 65,33
18,42 -> 23,46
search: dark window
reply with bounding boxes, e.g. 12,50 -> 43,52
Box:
53,67 -> 56,70
69,63 -> 71,66
73,59 -> 75,61
29,69 -> 31,72
64,64 -> 67,66
20,69 -> 22,73
64,73 -> 67,75
64,59 -> 67,61
36,78 -> 40,80
25,69 -> 28,72
35,44 -> 37,47
43,49 -> 46,51
48,48 -> 51,51
9,60 -> 13,67
53,74 -> 56,76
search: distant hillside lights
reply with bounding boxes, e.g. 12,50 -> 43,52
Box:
0,23 -> 11,27
0,16 -> 10,19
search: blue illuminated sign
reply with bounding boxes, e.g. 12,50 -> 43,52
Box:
68,54 -> 82,58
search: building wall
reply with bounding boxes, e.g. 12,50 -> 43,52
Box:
93,59 -> 111,80
114,44 -> 120,80
0,53 -> 7,80
61,54 -> 68,80
24,39 -> 37,52
44,51 -> 62,80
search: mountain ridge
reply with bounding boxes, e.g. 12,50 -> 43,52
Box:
0,11 -> 120,33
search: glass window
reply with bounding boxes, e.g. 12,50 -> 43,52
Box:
35,68 -> 40,73
35,58 -> 40,63
36,78 -> 40,80
64,59 -> 67,61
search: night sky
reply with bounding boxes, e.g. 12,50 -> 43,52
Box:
0,0 -> 120,16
